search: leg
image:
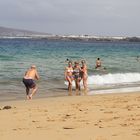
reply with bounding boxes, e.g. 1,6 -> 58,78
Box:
26,87 -> 30,99
68,82 -> 72,95
78,78 -> 81,91
75,80 -> 80,95
83,76 -> 88,95
66,77 -> 73,95
29,86 -> 38,99
77,79 -> 81,95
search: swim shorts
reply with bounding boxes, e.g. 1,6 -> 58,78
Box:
23,78 -> 36,88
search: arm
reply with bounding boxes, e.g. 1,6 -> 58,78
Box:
81,65 -> 87,73
96,60 -> 98,67
64,67 -> 67,80
35,70 -> 40,80
24,71 -> 27,76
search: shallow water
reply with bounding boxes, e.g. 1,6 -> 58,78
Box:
0,38 -> 140,100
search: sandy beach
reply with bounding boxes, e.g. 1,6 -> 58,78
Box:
0,92 -> 140,140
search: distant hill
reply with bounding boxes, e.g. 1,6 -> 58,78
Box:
0,26 -> 140,42
0,26 -> 50,37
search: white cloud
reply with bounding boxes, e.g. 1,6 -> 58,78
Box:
0,0 -> 140,35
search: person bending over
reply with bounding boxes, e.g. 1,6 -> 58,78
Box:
23,65 -> 39,100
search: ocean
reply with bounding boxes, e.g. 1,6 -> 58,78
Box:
0,38 -> 140,101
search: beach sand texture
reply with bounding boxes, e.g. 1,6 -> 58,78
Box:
0,93 -> 140,140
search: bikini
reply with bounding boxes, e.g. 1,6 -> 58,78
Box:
67,69 -> 73,73
73,68 -> 80,79
66,69 -> 74,79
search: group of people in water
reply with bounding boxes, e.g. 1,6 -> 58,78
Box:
64,58 -> 102,95
64,60 -> 88,95
22,58 -> 102,99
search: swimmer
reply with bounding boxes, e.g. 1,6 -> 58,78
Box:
95,58 -> 102,69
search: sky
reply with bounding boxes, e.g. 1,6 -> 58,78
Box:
0,0 -> 140,36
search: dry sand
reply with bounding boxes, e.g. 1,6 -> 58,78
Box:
0,92 -> 140,140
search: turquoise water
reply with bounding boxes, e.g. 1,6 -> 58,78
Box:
0,38 -> 140,100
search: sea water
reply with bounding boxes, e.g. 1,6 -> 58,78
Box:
0,38 -> 140,100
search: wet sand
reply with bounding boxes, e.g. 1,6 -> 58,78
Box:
0,92 -> 140,140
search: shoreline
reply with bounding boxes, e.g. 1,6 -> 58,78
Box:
0,91 -> 140,140
1,88 -> 140,103
0,90 -> 140,105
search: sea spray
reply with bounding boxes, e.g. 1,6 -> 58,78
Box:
88,73 -> 140,85
65,73 -> 140,86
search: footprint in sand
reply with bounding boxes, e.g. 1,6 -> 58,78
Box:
63,127 -> 75,129
95,136 -> 107,140
132,133 -> 140,136
13,128 -> 29,131
104,111 -> 113,114
32,120 -> 39,123
112,134 -> 118,136
120,123 -> 128,127
62,114 -> 73,120
99,126 -> 104,128
113,116 -> 120,120
132,128 -> 140,136
36,126 -> 43,129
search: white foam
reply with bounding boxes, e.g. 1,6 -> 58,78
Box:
88,73 -> 140,85
89,86 -> 140,95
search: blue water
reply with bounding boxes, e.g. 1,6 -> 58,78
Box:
0,38 -> 140,100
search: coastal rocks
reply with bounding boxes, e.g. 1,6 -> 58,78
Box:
2,105 -> 12,110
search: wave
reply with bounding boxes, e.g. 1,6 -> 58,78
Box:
88,73 -> 140,85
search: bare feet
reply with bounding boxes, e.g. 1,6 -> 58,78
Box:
26,95 -> 30,100
29,95 -> 32,100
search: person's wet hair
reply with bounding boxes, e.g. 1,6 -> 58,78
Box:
31,65 -> 36,69
81,60 -> 86,64
74,61 -> 79,64
68,61 -> 72,65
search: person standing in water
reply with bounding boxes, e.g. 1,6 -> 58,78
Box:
81,60 -> 88,95
95,58 -> 102,69
23,65 -> 40,99
64,61 -> 74,95
73,61 -> 81,95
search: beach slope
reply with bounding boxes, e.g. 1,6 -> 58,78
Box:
0,93 -> 140,140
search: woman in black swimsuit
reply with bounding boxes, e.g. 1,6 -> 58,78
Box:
73,61 -> 81,95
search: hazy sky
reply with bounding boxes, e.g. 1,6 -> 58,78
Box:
0,0 -> 140,36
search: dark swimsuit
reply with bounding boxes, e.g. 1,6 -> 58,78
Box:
23,78 -> 36,88
73,68 -> 81,79
80,67 -> 84,78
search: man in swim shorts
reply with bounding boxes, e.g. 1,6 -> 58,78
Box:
23,65 -> 40,99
